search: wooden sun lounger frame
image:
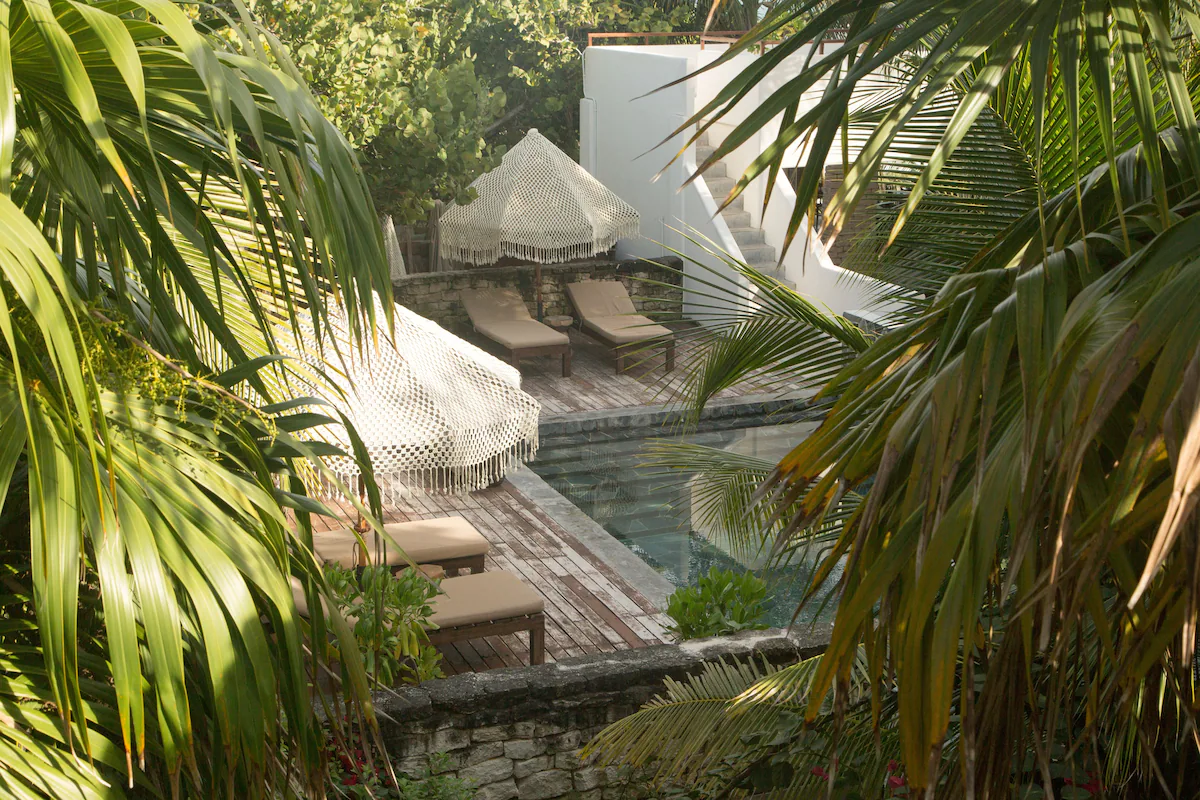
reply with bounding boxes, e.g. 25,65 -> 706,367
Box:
460,288 -> 572,377
575,323 -> 675,374
421,552 -> 486,577
426,611 -> 546,666
506,340 -> 571,377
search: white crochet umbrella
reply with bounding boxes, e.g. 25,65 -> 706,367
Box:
438,128 -> 640,318
296,298 -> 541,498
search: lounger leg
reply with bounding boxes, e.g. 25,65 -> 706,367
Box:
529,615 -> 545,665
614,349 -> 624,374
665,340 -> 676,372
562,347 -> 572,377
510,352 -> 521,371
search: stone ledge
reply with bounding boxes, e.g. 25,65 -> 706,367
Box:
376,627 -> 827,724
376,628 -> 829,798
392,256 -> 684,332
537,392 -> 830,438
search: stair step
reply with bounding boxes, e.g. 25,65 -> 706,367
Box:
720,209 -> 751,228
702,160 -> 727,178
729,227 -> 765,246
695,144 -> 715,162
748,263 -> 796,290
706,176 -> 736,196
740,243 -> 777,263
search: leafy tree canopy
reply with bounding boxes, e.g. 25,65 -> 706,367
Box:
247,0 -> 701,223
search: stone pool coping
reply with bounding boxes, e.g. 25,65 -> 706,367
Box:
537,390 -> 827,437
507,464 -> 677,609
513,396 -> 830,612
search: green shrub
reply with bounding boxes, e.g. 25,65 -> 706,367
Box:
664,567 -> 770,640
324,564 -> 444,685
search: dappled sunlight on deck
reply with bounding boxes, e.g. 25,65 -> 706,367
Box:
313,480 -> 672,674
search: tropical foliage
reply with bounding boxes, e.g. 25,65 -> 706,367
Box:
324,564 -> 444,686
247,0 -> 680,222
595,0 -> 1200,796
0,0 -> 395,796
663,566 -> 771,639
246,0 -> 746,223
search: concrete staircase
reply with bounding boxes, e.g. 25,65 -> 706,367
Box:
695,132 -> 793,288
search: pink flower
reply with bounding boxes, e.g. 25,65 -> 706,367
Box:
887,760 -> 900,773
888,775 -> 907,789
342,773 -> 359,786
811,766 -> 830,781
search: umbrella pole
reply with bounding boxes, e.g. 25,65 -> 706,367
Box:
535,263 -> 544,321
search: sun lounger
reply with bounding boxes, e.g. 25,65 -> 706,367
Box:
461,288 -> 571,376
291,570 -> 546,666
426,571 -> 546,665
565,280 -> 675,373
312,516 -> 488,576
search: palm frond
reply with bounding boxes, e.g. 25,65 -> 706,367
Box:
0,1 -> 396,795
584,648 -> 877,795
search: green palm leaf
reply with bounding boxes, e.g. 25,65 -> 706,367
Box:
0,1 -> 396,796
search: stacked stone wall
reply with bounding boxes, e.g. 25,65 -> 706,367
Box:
376,630 -> 828,800
392,257 -> 683,333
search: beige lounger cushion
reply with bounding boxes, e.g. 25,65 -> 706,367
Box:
312,516 -> 489,568
583,315 -> 673,345
566,281 -> 673,345
429,571 -> 544,629
566,280 -> 638,317
476,319 -> 568,350
460,288 -> 568,349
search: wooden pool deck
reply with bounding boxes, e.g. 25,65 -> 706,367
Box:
508,325 -> 783,417
313,480 -> 673,675
312,324 -> 795,675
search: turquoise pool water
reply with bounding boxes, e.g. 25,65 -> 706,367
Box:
530,414 -> 836,628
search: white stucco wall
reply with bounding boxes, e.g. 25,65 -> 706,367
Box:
581,45 -> 749,320
582,43 -> 897,321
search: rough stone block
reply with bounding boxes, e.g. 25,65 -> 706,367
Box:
511,721 -> 536,738
474,778 -> 519,800
504,739 -> 545,760
459,756 -> 514,786
554,750 -> 581,771
531,720 -> 566,738
432,727 -> 471,752
396,755 -> 428,777
574,767 -> 604,791
513,755 -> 553,780
472,725 -> 511,743
395,735 -> 430,758
466,741 -> 506,765
517,770 -> 573,800
552,730 -> 583,752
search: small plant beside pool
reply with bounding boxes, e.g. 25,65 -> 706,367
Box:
664,567 -> 770,640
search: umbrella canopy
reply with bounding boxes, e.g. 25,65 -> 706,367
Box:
296,298 -> 540,498
438,128 -> 640,266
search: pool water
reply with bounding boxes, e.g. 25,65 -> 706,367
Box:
531,415 -> 838,628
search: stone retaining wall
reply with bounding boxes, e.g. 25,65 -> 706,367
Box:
376,629 -> 828,800
392,257 -> 683,333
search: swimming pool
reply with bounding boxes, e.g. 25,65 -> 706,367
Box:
530,413 -> 836,627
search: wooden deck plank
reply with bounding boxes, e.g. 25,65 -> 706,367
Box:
507,327 -> 787,419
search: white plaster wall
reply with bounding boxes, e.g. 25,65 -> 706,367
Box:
582,43 -> 897,322
762,177 -> 884,314
582,46 -> 749,321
